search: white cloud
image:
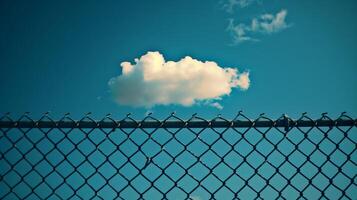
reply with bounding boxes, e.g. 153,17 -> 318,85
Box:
222,0 -> 256,13
108,51 -> 250,108
209,102 -> 224,110
227,9 -> 290,44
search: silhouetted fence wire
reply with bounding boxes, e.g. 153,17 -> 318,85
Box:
0,112 -> 356,199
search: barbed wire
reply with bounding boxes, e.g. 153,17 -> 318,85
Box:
0,112 -> 356,199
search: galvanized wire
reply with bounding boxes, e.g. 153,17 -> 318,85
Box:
0,112 -> 356,199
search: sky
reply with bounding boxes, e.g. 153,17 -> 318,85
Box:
0,1 -> 356,199
0,0 -> 356,120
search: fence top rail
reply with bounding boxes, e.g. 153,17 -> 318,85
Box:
0,112 -> 356,129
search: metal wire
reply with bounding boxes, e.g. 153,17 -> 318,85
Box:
0,112 -> 356,199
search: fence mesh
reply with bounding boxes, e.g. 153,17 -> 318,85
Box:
0,112 -> 356,200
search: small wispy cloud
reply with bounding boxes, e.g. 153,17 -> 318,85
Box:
222,0 -> 257,13
108,51 -> 250,109
209,102 -> 224,110
227,9 -> 290,44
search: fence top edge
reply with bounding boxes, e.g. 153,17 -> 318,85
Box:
0,112 -> 356,129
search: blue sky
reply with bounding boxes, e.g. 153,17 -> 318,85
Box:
0,1 -> 356,199
0,0 -> 356,120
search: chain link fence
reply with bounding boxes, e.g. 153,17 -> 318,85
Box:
0,112 -> 356,199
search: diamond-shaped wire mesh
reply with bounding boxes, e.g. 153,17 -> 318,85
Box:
0,113 -> 356,199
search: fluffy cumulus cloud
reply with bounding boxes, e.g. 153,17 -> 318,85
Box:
108,51 -> 250,108
227,9 -> 290,43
